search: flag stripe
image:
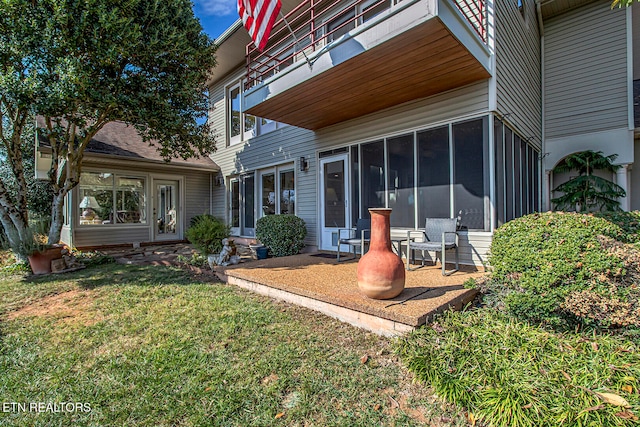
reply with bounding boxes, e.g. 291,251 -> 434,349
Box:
238,0 -> 282,51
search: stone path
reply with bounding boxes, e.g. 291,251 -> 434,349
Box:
100,243 -> 253,267
100,243 -> 198,266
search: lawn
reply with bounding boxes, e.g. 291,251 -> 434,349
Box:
0,262 -> 464,426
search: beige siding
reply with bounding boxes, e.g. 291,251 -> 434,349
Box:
74,226 -> 151,247
60,225 -> 72,247
495,0 -> 542,145
544,1 -> 628,138
185,171 -> 213,224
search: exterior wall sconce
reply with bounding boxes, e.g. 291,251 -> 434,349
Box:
299,157 -> 309,172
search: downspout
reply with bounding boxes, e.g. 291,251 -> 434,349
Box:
209,173 -> 213,215
535,0 -> 547,211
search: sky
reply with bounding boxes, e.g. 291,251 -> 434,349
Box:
192,0 -> 240,40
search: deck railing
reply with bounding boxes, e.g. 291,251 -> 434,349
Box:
245,0 -> 487,89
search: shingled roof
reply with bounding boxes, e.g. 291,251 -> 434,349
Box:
37,118 -> 219,171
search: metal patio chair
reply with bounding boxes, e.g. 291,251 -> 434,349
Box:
405,217 -> 459,275
336,218 -> 371,262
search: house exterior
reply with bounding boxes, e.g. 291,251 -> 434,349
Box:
36,121 -> 219,248
208,0 -> 639,266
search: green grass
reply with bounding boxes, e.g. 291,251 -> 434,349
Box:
0,264 -> 464,426
396,309 -> 640,427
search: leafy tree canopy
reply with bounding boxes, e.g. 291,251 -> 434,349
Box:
0,0 -> 217,249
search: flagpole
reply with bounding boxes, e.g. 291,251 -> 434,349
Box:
278,11 -> 313,70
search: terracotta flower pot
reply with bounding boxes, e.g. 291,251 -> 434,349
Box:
27,245 -> 65,275
357,208 -> 405,299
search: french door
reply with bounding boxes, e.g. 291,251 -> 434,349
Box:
153,179 -> 181,241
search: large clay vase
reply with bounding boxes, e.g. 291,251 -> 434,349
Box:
357,208 -> 405,299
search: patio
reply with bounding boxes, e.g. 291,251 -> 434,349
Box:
220,253 -> 485,336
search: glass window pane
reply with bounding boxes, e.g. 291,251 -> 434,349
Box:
514,135 -> 522,218
532,150 -> 540,212
494,119 -> 505,227
115,176 -> 145,224
521,138 -> 529,214
387,133 -> 414,228
505,127 -> 514,221
79,172 -> 114,225
327,9 -> 356,41
453,118 -> 487,230
360,140 -> 385,218
262,173 -> 275,215
244,115 -> 256,135
231,180 -> 240,228
157,183 -> 177,235
280,170 -> 295,215
230,86 -> 241,138
362,0 -> 389,22
244,175 -> 255,229
351,145 -> 360,221
324,160 -> 346,228
417,126 -> 450,223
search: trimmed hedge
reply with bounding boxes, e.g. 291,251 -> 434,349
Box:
255,215 -> 306,257
486,211 -> 640,329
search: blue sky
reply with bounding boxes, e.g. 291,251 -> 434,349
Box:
192,0 -> 240,40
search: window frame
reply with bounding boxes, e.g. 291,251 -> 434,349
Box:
226,80 -> 284,145
76,169 -> 148,228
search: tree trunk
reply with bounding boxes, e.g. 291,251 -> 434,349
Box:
0,208 -> 29,261
48,191 -> 66,245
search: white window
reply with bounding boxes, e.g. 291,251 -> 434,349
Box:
78,171 -> 147,226
227,81 -> 284,144
259,165 -> 296,217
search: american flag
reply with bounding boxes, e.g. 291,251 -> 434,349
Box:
238,0 -> 282,51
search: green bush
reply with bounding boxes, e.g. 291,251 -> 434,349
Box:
185,215 -> 230,256
189,214 -> 216,228
396,309 -> 640,427
486,211 -> 640,329
255,215 -> 307,257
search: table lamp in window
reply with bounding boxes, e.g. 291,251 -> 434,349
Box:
79,196 -> 101,220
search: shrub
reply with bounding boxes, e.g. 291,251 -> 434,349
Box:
255,215 -> 307,257
486,211 -> 640,329
189,214 -> 216,228
185,215 -> 230,256
395,309 -> 640,427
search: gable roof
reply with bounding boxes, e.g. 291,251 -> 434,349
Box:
36,118 -> 219,171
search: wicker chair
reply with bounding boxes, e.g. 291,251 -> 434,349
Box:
336,218 -> 371,262
405,217 -> 459,275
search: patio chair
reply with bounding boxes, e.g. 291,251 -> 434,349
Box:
405,217 -> 459,275
336,218 -> 371,262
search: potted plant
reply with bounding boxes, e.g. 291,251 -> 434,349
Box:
15,224 -> 65,275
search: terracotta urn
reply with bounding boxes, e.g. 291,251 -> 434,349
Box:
357,208 -> 405,299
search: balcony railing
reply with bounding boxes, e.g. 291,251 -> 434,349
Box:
245,0 -> 487,89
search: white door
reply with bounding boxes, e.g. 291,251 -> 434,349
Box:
319,154 -> 350,251
153,180 -> 180,241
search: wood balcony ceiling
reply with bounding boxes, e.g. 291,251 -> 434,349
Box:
245,17 -> 490,130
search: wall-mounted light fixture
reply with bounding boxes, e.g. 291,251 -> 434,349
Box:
214,173 -> 224,186
299,156 -> 308,172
